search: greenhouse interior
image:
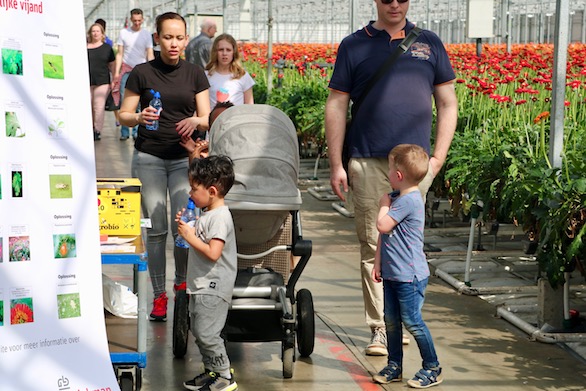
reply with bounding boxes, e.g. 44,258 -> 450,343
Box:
84,0 -> 586,44
78,0 -> 586,364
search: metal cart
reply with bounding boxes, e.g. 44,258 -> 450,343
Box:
101,236 -> 148,391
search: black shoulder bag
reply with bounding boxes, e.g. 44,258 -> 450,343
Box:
343,26 -> 422,172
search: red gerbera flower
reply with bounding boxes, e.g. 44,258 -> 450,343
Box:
11,303 -> 33,324
534,111 -> 550,124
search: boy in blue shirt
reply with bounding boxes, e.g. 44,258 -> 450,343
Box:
372,144 -> 443,389
176,155 -> 238,391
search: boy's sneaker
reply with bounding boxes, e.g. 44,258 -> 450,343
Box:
199,375 -> 237,391
149,292 -> 168,321
403,333 -> 411,345
373,365 -> 402,384
407,367 -> 443,389
183,370 -> 216,390
365,327 -> 387,356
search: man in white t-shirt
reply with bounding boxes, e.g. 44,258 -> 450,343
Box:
113,8 -> 154,140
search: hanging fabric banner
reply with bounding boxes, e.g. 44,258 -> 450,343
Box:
0,1 -> 120,390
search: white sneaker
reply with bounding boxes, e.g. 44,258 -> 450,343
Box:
403,333 -> 411,345
365,327 -> 388,356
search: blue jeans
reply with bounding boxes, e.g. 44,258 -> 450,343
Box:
131,150 -> 190,297
120,72 -> 138,139
383,277 -> 440,369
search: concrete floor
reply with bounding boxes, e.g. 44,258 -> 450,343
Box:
96,113 -> 586,391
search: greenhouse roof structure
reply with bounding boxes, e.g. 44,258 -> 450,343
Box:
83,0 -> 586,44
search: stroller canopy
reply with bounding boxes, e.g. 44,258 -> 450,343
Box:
209,104 -> 302,210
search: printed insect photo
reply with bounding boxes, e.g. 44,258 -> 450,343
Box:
49,174 -> 72,199
53,233 -> 76,259
57,292 -> 81,319
42,53 -> 64,79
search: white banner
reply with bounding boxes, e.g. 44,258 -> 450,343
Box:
0,1 -> 120,390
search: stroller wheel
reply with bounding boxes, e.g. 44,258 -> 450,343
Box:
296,289 -> 315,357
282,344 -> 295,379
172,289 -> 189,358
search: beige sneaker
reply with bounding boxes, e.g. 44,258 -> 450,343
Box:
365,327 -> 387,356
402,333 -> 411,345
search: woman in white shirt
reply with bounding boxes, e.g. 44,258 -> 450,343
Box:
205,33 -> 255,107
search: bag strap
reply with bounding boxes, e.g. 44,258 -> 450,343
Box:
351,26 -> 422,117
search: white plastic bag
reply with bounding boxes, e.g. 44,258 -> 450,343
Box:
102,274 -> 138,319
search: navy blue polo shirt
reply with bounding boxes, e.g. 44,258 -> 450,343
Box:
329,21 -> 455,158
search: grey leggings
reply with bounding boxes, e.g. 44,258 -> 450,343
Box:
131,150 -> 190,297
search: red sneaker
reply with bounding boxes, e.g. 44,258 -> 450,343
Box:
149,292 -> 168,322
174,282 -> 186,293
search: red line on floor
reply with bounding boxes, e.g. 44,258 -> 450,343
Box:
317,333 -> 380,391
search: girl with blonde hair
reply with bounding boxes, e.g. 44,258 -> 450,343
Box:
205,33 -> 255,107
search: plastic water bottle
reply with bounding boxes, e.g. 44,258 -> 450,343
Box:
145,89 -> 162,131
175,198 -> 197,248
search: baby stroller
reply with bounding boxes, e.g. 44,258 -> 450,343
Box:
172,104 -> 315,379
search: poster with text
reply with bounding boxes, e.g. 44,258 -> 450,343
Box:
0,1 -> 120,390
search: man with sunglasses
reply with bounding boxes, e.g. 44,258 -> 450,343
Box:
325,0 -> 457,388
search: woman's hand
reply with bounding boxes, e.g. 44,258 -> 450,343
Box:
140,105 -> 161,127
175,117 -> 198,139
111,77 -> 120,93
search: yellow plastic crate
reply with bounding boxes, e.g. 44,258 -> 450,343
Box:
97,178 -> 141,235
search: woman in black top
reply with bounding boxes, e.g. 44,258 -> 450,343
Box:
87,23 -> 115,140
119,12 -> 210,321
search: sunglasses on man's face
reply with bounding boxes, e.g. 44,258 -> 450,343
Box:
381,0 -> 409,4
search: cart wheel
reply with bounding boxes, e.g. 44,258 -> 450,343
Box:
135,368 -> 142,390
296,289 -> 315,357
119,372 -> 134,391
173,289 -> 189,358
282,345 -> 295,379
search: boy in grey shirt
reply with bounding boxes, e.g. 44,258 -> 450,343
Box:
176,155 -> 237,391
